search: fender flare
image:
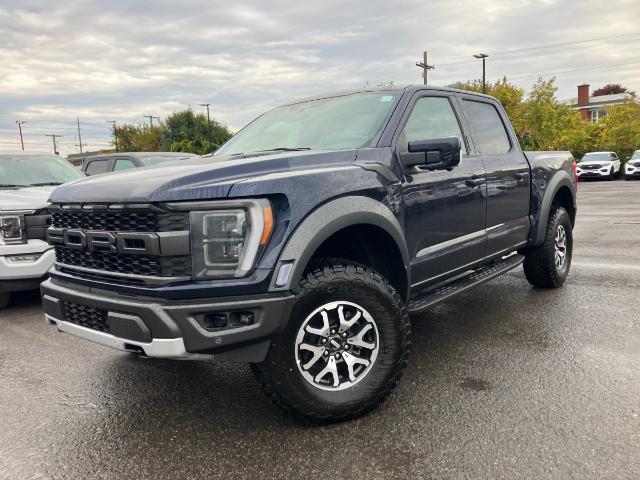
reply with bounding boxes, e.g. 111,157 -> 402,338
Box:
268,196 -> 410,295
530,170 -> 576,246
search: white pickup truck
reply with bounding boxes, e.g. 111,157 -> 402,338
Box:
0,151 -> 84,308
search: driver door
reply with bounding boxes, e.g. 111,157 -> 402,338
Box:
397,93 -> 487,288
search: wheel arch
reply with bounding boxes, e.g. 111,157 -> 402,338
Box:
269,196 -> 410,301
530,171 -> 576,246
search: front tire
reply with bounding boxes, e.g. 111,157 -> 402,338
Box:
252,259 -> 410,423
523,207 -> 573,288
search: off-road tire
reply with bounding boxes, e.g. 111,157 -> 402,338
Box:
252,259 -> 410,423
523,207 -> 573,288
0,292 -> 9,310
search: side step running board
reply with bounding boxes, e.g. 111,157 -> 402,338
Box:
407,254 -> 524,313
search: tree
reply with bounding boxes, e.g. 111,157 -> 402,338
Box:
113,124 -> 163,152
111,109 -> 233,155
596,102 -> 640,160
162,109 -> 233,154
592,84 -> 636,97
450,77 -> 527,141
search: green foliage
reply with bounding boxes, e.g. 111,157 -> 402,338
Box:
450,77 -> 640,159
597,102 -> 640,161
114,124 -> 163,152
112,109 -> 233,155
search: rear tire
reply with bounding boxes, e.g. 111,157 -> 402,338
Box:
523,207 -> 573,288
252,259 -> 410,423
0,292 -> 9,310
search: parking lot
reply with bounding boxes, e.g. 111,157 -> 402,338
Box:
1,180 -> 639,479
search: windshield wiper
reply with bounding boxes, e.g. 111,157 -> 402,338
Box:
0,184 -> 29,188
256,147 -> 312,152
28,182 -> 63,186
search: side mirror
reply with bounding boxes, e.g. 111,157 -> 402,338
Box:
400,136 -> 461,170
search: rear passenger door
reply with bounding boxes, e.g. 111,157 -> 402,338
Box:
459,97 -> 530,256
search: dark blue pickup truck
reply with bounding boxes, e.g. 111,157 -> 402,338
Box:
42,85 -> 577,422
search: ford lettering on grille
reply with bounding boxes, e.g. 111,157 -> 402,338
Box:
47,228 -> 161,255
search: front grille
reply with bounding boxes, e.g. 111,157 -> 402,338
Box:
51,208 -> 192,279
55,247 -> 191,277
51,211 -> 189,232
63,301 -> 109,333
581,164 -> 602,170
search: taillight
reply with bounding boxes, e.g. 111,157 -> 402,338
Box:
572,162 -> 579,188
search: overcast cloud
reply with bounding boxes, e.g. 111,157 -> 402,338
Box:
0,0 -> 639,155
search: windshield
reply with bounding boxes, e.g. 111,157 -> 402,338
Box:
216,91 -> 400,156
140,155 -> 195,166
631,151 -> 640,160
0,154 -> 84,187
580,153 -> 614,162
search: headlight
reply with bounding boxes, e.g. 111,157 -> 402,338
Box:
189,199 -> 273,278
0,214 -> 25,245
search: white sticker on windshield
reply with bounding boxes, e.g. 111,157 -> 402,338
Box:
379,95 -> 393,102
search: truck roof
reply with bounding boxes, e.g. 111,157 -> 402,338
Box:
286,84 -> 496,106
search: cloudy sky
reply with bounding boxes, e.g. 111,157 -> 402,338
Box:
0,0 -> 638,156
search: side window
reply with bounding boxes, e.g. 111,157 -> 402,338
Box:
84,160 -> 110,175
462,100 -> 511,154
400,96 -> 467,154
114,159 -> 137,171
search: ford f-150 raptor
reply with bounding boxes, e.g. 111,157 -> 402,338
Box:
41,86 -> 577,422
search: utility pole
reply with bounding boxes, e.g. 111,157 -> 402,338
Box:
46,134 -> 63,155
199,103 -> 213,153
107,120 -> 118,152
76,117 -> 84,153
416,51 -> 434,85
143,115 -> 159,127
473,53 -> 489,94
16,121 -> 26,151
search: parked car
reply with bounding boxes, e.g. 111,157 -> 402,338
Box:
81,152 -> 200,175
575,151 -> 621,180
0,151 -> 84,309
625,150 -> 640,180
42,86 -> 577,422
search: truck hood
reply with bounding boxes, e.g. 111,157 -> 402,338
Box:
49,150 -> 358,204
0,186 -> 57,211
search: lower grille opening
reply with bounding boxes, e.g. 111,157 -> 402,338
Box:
63,301 -> 109,333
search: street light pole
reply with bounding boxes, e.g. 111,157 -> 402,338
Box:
199,103 -> 213,153
473,53 -> 489,94
16,121 -> 26,151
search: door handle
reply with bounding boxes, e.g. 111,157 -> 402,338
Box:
465,178 -> 485,188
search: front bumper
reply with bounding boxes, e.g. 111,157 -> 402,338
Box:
576,168 -> 612,178
0,241 -> 54,292
41,278 -> 295,362
625,166 -> 640,177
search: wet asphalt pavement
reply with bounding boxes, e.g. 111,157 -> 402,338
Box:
1,181 -> 639,479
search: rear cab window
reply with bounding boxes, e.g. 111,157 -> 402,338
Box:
462,100 -> 511,154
